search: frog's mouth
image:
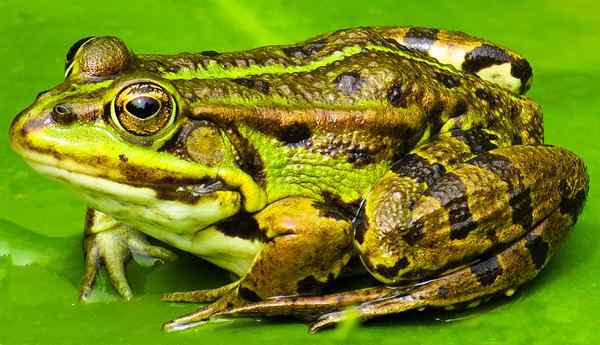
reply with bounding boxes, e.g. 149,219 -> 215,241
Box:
27,159 -> 244,235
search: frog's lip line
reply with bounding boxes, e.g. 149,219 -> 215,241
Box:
18,149 -> 228,197
28,161 -> 162,203
19,153 -> 225,207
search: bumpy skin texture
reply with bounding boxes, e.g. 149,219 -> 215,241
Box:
8,26 -> 589,333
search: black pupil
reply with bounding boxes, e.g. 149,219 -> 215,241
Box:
126,96 -> 161,119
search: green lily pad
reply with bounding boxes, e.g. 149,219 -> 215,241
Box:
0,1 -> 597,344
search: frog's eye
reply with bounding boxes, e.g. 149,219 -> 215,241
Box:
65,36 -> 132,79
64,36 -> 95,75
111,83 -> 176,137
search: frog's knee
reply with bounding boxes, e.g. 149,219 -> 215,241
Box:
379,26 -> 532,94
255,197 -> 353,238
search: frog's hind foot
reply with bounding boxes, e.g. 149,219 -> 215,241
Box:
161,281 -> 239,303
162,289 -> 247,332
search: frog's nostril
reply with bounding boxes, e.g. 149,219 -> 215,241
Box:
52,104 -> 76,124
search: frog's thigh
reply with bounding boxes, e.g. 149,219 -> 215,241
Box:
310,205 -> 579,332
239,197 -> 354,299
358,145 -> 588,285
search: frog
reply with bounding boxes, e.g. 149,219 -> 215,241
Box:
9,26 -> 589,333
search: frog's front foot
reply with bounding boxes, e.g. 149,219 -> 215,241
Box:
80,223 -> 177,301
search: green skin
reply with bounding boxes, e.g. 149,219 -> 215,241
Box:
9,27 -> 589,333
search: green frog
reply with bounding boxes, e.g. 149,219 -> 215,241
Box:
9,26 -> 589,333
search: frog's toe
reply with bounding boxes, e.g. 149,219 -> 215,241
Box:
163,293 -> 241,332
309,311 -> 346,333
79,244 -> 101,302
103,251 -> 134,300
162,281 -> 238,303
80,230 -> 135,301
128,234 -> 177,267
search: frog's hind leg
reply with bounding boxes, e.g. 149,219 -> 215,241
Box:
377,26 -> 533,94
209,206 -> 577,332
311,195 -> 588,331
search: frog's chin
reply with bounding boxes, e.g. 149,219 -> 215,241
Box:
27,161 -> 243,235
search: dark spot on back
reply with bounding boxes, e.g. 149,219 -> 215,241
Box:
475,88 -> 497,107
346,148 -> 373,166
426,173 -> 477,240
404,27 -> 439,52
232,78 -> 270,94
375,257 -> 409,279
433,71 -> 461,88
278,123 -> 311,145
391,153 -> 446,188
451,127 -> 498,154
462,44 -> 512,74
118,154 -> 128,163
217,213 -> 266,241
282,46 -> 308,58
471,255 -> 503,286
451,99 -> 468,117
334,71 -> 365,95
525,233 -> 549,270
387,81 -> 408,108
282,40 -> 326,59
304,40 -> 327,55
200,50 -> 220,57
438,287 -> 449,297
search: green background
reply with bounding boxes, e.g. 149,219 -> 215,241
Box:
1,1 -> 598,344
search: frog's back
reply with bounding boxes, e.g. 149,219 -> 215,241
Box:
140,27 -> 542,159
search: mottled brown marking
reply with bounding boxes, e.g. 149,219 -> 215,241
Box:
426,173 -> 477,240
391,153 -> 446,188
470,255 -> 502,286
375,257 -> 409,279
525,233 -> 549,269
450,128 -> 498,154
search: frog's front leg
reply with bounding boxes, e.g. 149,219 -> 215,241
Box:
80,208 -> 177,301
163,197 -> 354,331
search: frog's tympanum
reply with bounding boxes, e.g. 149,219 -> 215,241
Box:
9,27 -> 589,332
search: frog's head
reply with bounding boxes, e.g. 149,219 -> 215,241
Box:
10,37 -> 266,234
